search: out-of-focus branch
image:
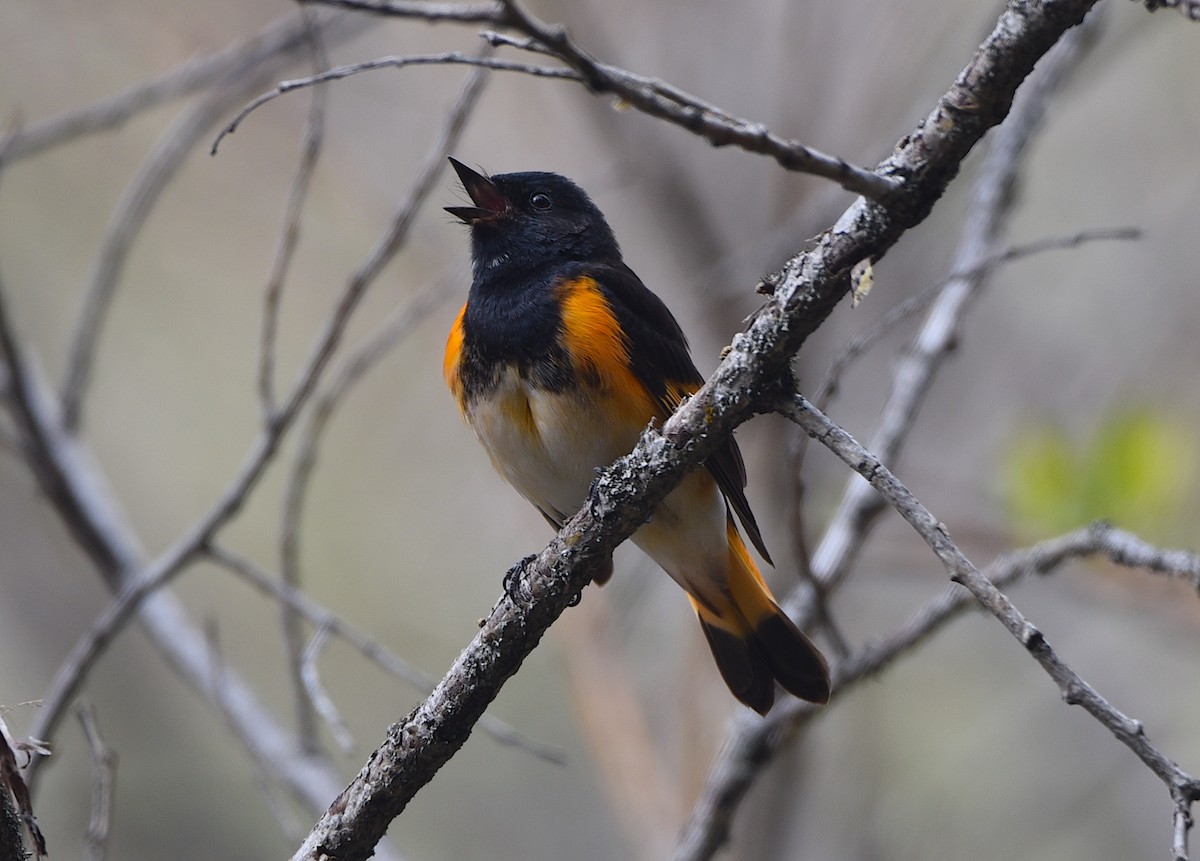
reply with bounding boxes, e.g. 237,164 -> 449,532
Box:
21,57 -> 481,778
58,8 -> 372,433
0,9 -> 368,166
1135,0 -> 1200,19
677,18 -> 1106,855
76,703 -> 117,861
3,51 -> 487,858
290,2 -> 1105,858
271,11 -> 333,758
781,393 -> 1200,858
205,544 -> 564,764
260,10 -> 331,423
812,227 -> 1140,411
674,521 -> 1200,860
279,0 -> 899,199
212,51 -> 571,153
803,7 -> 1101,611
557,591 -> 683,861
274,51 -> 489,756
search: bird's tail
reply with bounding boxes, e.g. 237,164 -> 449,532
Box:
690,517 -> 831,715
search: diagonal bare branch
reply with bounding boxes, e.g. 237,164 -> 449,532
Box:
57,10 -> 369,433
76,703 -> 117,861
295,0 -> 897,198
212,52 -> 572,154
488,1 -> 899,200
675,519 -> 1200,860
0,10 -> 368,166
205,543 -> 564,764
21,55 -> 488,787
781,393 -> 1200,856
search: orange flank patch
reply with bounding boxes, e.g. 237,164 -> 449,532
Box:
724,515 -> 776,627
444,303 -> 467,405
556,276 -> 656,424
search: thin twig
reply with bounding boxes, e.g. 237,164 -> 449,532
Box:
213,52 -> 572,155
278,278 -> 444,615
205,543 -> 565,764
300,0 -> 504,23
0,10 -> 367,166
301,626 -> 357,754
674,520 -> 1200,861
781,393 -> 1200,853
269,9 -> 333,759
23,59 -> 488,792
295,0 -> 896,198
276,52 -> 489,754
76,703 -> 117,861
58,15 -> 356,433
813,226 -> 1141,410
488,0 -> 899,200
260,10 -> 331,423
802,9 -> 1102,609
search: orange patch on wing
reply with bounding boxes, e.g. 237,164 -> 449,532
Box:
444,303 -> 467,406
725,516 -> 774,621
556,276 -> 656,424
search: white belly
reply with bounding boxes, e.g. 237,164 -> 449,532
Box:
465,367 -> 734,600
465,368 -> 637,524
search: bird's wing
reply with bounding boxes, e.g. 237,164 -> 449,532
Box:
583,262 -> 773,565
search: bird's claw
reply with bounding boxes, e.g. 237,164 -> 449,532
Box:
503,553 -> 538,603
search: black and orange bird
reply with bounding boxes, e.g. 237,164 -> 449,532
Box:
442,158 -> 830,714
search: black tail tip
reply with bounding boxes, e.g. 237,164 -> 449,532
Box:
696,616 -> 831,715
754,612 -> 831,706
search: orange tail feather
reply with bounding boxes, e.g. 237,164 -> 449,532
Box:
689,519 -> 830,715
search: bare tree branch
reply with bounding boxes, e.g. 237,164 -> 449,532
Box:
0,9 -> 368,166
486,2 -> 900,200
212,51 -> 572,154
260,9 -> 331,423
780,393 -> 1200,858
76,703 -> 117,861
273,14 -> 334,758
299,626 -> 357,754
289,2 -> 1107,858
271,0 -> 900,199
675,520 -> 1200,860
805,6 -> 1101,610
205,544 -> 564,764
301,0 -> 504,23
21,53 -> 485,781
679,16 -> 1111,853
58,9 -> 369,433
0,711 -> 45,860
1135,0 -> 1200,19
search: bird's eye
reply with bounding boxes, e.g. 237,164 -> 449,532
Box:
530,192 -> 552,211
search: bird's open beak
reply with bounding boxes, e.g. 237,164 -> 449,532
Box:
445,158 -> 510,224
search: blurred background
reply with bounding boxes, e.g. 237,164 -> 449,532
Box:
2,0 -> 1199,859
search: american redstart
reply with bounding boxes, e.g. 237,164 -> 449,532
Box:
443,158 -> 830,714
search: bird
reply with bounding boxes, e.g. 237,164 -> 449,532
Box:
442,157 -> 830,715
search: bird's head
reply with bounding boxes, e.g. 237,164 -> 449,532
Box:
446,158 -> 620,281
